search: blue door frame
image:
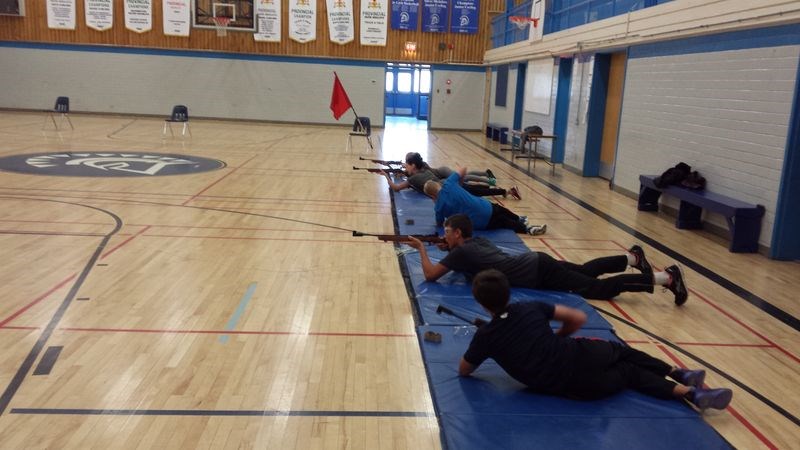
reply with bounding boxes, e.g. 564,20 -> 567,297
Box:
512,62 -> 527,131
583,54 -> 611,176
552,58 -> 573,164
770,59 -> 800,260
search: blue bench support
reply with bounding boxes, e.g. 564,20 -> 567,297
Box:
638,175 -> 765,253
485,123 -> 508,144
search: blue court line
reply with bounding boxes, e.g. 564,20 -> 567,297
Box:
219,282 -> 257,344
9,408 -> 432,417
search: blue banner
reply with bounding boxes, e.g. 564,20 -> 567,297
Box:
391,0 -> 419,31
449,0 -> 478,34
421,0 -> 447,33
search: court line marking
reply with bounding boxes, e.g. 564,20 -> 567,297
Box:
9,408 -> 433,417
219,283 -> 257,344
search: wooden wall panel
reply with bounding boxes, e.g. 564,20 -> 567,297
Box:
0,0 -> 505,64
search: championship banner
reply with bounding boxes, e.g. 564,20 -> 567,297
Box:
162,0 -> 190,36
390,0 -> 418,31
289,0 -> 316,43
85,0 -> 113,31
360,0 -> 387,46
47,0 -> 76,30
125,0 -> 152,33
254,0 -> 281,42
449,0 -> 477,34
325,0 -> 354,45
421,0 -> 446,33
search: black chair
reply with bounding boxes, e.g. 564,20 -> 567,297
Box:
347,116 -> 373,151
44,96 -> 74,130
163,105 -> 191,137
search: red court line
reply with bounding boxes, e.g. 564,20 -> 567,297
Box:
0,187 -> 390,206
182,153 -> 261,206
624,340 -> 774,348
101,225 -> 151,259
689,289 -> 800,365
141,234 -> 384,244
609,241 -> 800,365
60,327 -> 415,338
172,206 -> 391,215
654,344 -> 778,450
0,219 -> 346,234
0,274 -> 76,327
607,300 -> 636,323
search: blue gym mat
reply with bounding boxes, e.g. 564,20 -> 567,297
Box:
390,187 -> 732,450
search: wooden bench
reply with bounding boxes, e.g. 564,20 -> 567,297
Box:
638,175 -> 765,253
485,123 -> 508,144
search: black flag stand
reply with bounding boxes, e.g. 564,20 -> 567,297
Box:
347,106 -> 373,152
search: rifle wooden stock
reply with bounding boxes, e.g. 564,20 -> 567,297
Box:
352,166 -> 406,174
358,157 -> 403,166
352,231 -> 445,244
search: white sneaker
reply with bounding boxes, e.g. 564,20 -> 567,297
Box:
526,224 -> 547,236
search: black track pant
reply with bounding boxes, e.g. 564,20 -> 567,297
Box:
486,203 -> 527,233
562,339 -> 676,400
536,253 -> 654,300
464,184 -> 507,198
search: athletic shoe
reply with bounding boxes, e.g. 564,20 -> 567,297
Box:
509,185 -> 522,200
527,224 -> 547,236
629,245 -> 653,275
488,177 -> 497,186
665,265 -> 688,306
689,388 -> 733,411
486,169 -> 496,179
672,368 -> 706,389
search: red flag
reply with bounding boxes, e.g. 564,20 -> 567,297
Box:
330,73 -> 353,121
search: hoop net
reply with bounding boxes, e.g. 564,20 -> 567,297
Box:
212,16 -> 231,36
509,16 -> 539,30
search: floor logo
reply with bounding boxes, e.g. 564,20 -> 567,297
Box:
0,152 -> 226,177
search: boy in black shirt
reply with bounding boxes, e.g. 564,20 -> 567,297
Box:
460,269 -> 733,410
405,214 -> 688,305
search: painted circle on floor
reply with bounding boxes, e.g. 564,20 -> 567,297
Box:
0,152 -> 226,177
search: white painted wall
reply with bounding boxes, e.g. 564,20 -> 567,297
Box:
615,44 -> 800,247
563,55 -> 594,172
429,68 -> 486,130
487,66 -> 516,128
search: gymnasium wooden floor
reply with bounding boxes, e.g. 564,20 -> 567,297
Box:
0,111 -> 797,449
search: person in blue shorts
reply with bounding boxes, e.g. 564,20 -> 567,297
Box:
459,269 -> 732,411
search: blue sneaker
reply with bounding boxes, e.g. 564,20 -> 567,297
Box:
690,388 -> 732,411
672,368 -> 705,388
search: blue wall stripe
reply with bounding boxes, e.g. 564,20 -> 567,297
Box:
629,23 -> 800,59
219,282 -> 257,344
10,408 -> 432,417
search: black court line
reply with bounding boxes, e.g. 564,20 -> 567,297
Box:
32,346 -> 63,376
0,197 -> 122,416
10,408 -> 432,417
459,134 -> 800,333
594,305 -> 800,428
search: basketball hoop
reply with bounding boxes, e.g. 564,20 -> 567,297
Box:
212,16 -> 231,37
509,16 -> 539,30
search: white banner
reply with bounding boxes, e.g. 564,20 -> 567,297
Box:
254,0 -> 281,42
359,0 -> 387,46
125,0 -> 152,33
162,0 -> 190,36
47,0 -> 76,30
85,0 -> 113,31
289,0 -> 316,43
326,0 -> 354,45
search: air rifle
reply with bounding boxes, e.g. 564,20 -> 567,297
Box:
352,231 -> 445,245
436,305 -> 488,327
359,156 -> 403,166
352,166 -> 406,175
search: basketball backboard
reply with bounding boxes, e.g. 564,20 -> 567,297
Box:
193,0 -> 255,31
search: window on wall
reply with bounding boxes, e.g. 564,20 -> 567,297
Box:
397,72 -> 412,93
385,72 -> 394,92
419,68 -> 431,93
